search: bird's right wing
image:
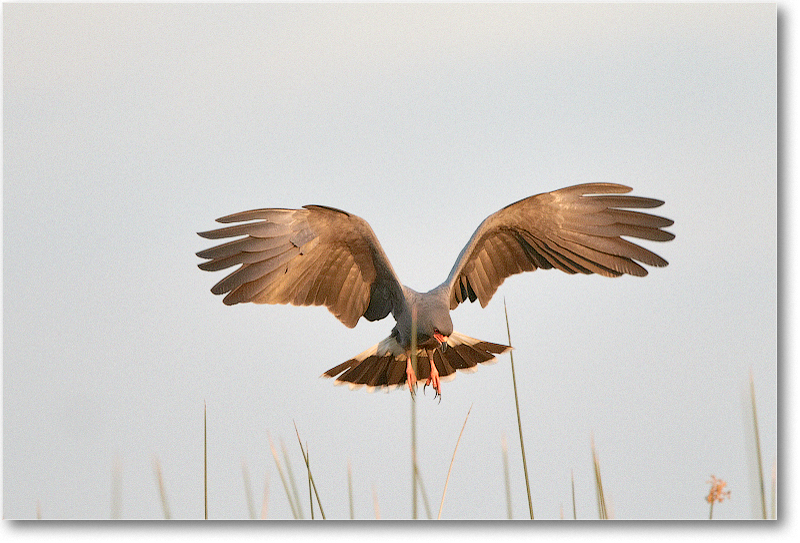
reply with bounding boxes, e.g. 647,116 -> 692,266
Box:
197,205 -> 405,329
441,183 -> 675,310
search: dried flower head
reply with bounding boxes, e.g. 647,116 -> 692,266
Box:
706,475 -> 731,504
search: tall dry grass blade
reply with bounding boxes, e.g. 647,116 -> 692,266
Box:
204,401 -> 208,520
591,437 -> 607,520
414,465 -> 433,519
153,457 -> 171,519
437,404 -> 473,520
268,433 -> 299,519
36,500 -> 41,520
373,484 -> 381,519
571,469 -> 577,520
242,461 -> 256,520
771,459 -> 777,519
111,455 -> 122,520
411,306 -> 419,518
501,434 -> 512,519
261,474 -> 269,519
294,422 -> 326,519
348,460 -> 355,519
606,495 -> 615,520
411,381 -> 418,518
750,371 -> 767,519
307,446 -> 314,520
504,299 -> 534,519
411,305 -> 418,391
281,439 -> 304,519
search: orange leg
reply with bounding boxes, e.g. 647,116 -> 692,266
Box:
405,356 -> 417,394
424,350 -> 441,398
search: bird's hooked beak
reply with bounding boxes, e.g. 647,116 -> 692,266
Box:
434,331 -> 448,353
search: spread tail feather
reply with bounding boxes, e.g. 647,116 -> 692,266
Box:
321,332 -> 511,392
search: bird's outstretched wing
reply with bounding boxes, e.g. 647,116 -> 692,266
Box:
197,205 -> 404,328
441,183 -> 675,310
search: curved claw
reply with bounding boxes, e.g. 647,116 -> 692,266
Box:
427,375 -> 440,399
407,378 -> 416,398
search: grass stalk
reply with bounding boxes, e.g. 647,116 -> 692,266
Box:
204,401 -> 207,520
437,404 -> 473,520
307,446 -> 314,519
261,474 -> 269,519
348,460 -> 354,519
411,306 -> 418,518
501,434 -> 512,519
153,457 -> 171,519
281,439 -> 304,519
571,469 -> 577,520
592,437 -> 607,520
414,465 -> 433,519
750,371 -> 767,519
706,475 -> 730,520
111,455 -> 122,520
503,299 -> 534,519
294,422 -> 326,519
268,433 -> 299,519
411,306 -> 418,388
242,461 -> 256,520
411,387 -> 418,519
373,484 -> 381,519
771,460 -> 777,519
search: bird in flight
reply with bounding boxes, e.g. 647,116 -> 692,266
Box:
197,183 -> 674,398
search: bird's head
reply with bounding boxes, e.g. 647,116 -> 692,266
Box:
425,310 -> 452,353
405,291 -> 452,351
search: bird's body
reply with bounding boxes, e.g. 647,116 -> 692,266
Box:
197,183 -> 674,396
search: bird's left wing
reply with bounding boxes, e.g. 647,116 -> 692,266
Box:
440,183 -> 675,310
197,205 -> 405,328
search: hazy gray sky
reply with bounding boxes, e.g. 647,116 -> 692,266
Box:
4,2 -> 776,523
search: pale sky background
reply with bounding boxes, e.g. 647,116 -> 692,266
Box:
3,1 -> 779,526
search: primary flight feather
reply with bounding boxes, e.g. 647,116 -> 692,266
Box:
197,183 -> 674,397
